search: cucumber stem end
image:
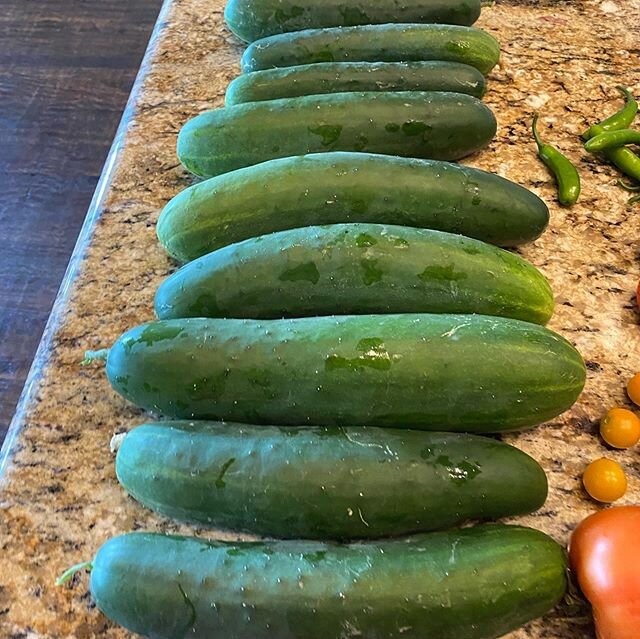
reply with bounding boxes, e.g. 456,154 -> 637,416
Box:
55,561 -> 93,586
81,349 -> 110,366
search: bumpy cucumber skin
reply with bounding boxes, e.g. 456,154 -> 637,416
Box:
155,224 -> 554,325
91,526 -> 567,639
158,153 -> 548,260
106,314 -> 586,431
117,422 -> 548,538
240,24 -> 500,74
177,91 -> 496,178
224,0 -> 481,42
225,61 -> 486,104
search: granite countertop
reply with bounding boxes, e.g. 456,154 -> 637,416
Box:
1,0 -> 640,636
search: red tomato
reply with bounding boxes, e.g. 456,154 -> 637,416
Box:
570,506 -> 640,639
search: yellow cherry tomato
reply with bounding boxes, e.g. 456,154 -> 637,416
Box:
600,407 -> 640,449
583,458 -> 627,503
627,373 -> 640,407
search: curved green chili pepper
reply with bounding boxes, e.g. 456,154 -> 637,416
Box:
582,86 -> 638,140
628,195 -> 640,206
602,146 -> 640,183
582,86 -> 640,184
585,128 -> 640,153
603,149 -> 640,183
532,113 -> 581,206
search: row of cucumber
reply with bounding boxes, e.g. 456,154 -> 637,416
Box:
77,2 -> 584,638
177,24 -> 501,178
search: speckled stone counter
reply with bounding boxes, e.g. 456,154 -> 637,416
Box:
1,0 -> 640,636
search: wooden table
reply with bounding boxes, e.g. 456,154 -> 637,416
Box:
0,0 -> 161,438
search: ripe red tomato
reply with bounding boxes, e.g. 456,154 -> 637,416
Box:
570,507 -> 640,639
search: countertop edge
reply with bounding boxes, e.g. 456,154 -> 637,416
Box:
0,0 -> 176,479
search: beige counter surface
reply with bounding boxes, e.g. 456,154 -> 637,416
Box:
1,0 -> 640,636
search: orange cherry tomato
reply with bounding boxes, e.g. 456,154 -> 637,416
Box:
570,507 -> 640,639
627,373 -> 640,407
582,458 -> 627,503
600,407 -> 640,448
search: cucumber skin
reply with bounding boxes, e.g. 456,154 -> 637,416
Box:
158,153 -> 549,260
106,314 -> 586,431
117,422 -> 548,539
90,526 -> 567,639
178,91 -> 496,178
241,24 -> 501,75
224,0 -> 482,42
155,224 -> 554,325
225,61 -> 486,104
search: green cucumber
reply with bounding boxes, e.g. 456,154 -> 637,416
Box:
90,526 -> 567,639
106,314 -> 586,431
226,60 -> 486,104
116,421 -> 548,539
241,24 -> 500,74
158,153 -> 548,261
225,0 -> 482,42
177,91 -> 496,178
155,224 -> 554,325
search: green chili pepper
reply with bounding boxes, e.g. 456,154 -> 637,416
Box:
628,195 -> 640,206
582,86 -> 640,184
582,86 -> 638,140
585,128 -> 640,153
602,146 -> 640,183
532,113 -> 581,206
603,148 -> 640,183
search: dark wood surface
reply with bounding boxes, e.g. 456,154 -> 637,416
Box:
0,0 -> 161,441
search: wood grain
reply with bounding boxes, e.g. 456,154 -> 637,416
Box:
0,0 -> 161,439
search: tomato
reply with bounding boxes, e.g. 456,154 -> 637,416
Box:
570,507 -> 640,639
627,373 -> 640,408
600,407 -> 640,448
582,458 -> 627,503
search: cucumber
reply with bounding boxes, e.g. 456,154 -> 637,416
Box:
116,422 -> 548,539
177,91 -> 496,178
225,61 -> 486,105
90,526 -> 567,639
106,314 -> 586,431
155,224 -> 554,325
225,0 -> 482,42
157,153 -> 549,262
241,24 -> 500,75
